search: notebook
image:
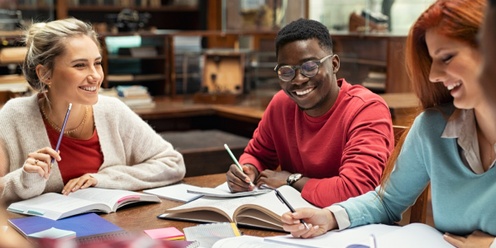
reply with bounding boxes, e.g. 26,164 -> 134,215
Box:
8,213 -> 128,242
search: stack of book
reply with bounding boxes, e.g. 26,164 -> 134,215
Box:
362,71 -> 386,92
116,85 -> 155,109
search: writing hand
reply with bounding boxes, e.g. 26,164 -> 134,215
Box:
62,174 -> 97,195
226,164 -> 257,192
444,230 -> 494,248
281,207 -> 337,239
23,147 -> 60,179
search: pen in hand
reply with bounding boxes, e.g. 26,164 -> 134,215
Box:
51,103 -> 72,165
224,143 -> 255,187
274,188 -> 310,230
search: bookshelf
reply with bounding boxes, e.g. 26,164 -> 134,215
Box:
331,32 -> 411,93
55,0 -> 204,31
99,32 -> 170,96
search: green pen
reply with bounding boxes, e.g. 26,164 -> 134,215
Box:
224,144 -> 255,187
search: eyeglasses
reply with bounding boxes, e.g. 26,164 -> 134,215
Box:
274,54 -> 334,82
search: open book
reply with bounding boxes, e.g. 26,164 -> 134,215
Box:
7,188 -> 161,220
212,223 -> 453,248
185,182 -> 272,198
158,185 -> 317,232
262,223 -> 453,248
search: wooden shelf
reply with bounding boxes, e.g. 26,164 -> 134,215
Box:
332,33 -> 411,93
66,5 -> 198,12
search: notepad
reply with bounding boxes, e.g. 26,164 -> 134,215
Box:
8,213 -> 126,240
144,227 -> 185,240
184,222 -> 241,248
28,227 -> 76,239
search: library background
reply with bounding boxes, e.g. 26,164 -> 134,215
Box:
0,0 -> 434,100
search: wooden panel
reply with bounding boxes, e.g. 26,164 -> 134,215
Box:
203,51 -> 245,94
160,129 -> 249,177
386,37 -> 411,93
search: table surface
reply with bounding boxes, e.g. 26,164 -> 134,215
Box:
6,173 -> 286,240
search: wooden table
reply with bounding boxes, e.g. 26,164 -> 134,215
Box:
6,173 -> 286,240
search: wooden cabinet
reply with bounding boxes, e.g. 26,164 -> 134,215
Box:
331,33 -> 411,93
167,30 -> 278,97
0,32 -> 29,103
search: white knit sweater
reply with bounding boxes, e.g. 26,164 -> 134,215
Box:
0,94 -> 186,203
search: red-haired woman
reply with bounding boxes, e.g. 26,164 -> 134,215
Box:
281,0 -> 496,247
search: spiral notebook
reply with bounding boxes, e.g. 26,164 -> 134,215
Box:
8,213 -> 128,243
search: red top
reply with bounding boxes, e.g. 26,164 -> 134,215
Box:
45,120 -> 103,184
240,79 -> 394,207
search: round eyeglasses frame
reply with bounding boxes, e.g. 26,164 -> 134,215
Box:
274,54 -> 334,82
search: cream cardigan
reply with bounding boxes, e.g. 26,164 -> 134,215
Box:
0,94 -> 185,203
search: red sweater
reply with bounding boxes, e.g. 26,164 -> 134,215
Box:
45,121 -> 103,184
240,79 -> 394,207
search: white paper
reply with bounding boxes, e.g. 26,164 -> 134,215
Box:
28,227 -> 76,239
186,182 -> 271,198
143,183 -> 203,202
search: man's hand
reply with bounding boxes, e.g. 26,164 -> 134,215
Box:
226,164 -> 257,192
256,169 -> 291,189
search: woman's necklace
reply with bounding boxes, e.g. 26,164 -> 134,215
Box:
41,102 -> 88,135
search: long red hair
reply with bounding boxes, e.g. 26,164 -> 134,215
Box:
380,0 -> 486,189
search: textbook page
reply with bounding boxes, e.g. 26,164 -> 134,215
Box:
186,182 -> 272,198
143,183 -> 203,202
159,185 -> 317,231
7,188 -> 161,220
159,194 -> 257,223
375,223 -> 453,248
7,193 -> 110,220
213,236 -> 298,248
265,224 -> 399,248
265,223 -> 454,248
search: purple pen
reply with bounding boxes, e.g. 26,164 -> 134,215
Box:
51,103 -> 72,164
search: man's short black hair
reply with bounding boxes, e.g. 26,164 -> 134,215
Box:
275,18 -> 333,57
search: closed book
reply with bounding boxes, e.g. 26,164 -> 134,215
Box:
8,213 -> 127,242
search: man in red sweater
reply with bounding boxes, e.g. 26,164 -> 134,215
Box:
226,18 -> 394,208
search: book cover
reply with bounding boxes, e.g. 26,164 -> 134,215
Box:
8,213 -> 126,240
158,185 -> 317,232
7,188 -> 161,220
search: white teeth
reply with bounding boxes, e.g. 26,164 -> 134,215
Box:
295,88 -> 313,96
81,86 -> 97,92
447,82 -> 461,91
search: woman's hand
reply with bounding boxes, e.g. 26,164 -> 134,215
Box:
22,147 -> 60,179
444,230 -> 494,248
62,174 -> 97,195
281,207 -> 338,238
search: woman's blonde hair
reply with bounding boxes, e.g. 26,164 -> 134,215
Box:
22,18 -> 100,92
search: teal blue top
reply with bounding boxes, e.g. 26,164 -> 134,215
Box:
337,104 -> 496,236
